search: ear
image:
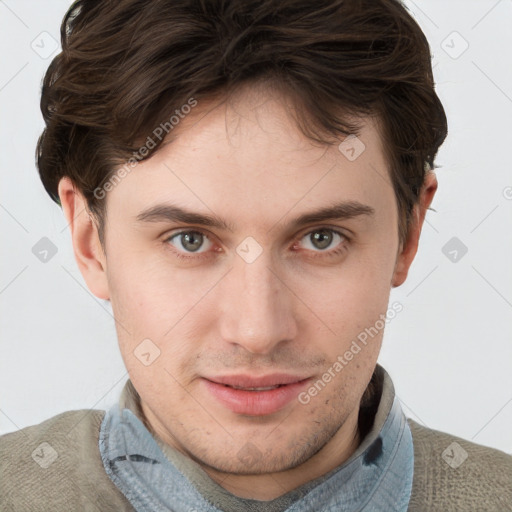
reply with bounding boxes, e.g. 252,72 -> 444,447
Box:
391,171 -> 438,288
58,177 -> 110,300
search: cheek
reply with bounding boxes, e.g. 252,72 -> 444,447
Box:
293,249 -> 394,379
107,245 -> 189,320
106,249 -> 207,369
302,252 -> 394,329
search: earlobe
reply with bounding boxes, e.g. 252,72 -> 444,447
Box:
391,172 -> 438,288
58,177 -> 110,300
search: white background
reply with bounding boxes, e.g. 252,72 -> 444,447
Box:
1,1 -> 511,455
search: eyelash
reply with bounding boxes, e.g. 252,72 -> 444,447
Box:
163,227 -> 350,261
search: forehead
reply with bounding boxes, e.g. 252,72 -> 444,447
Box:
105,87 -> 395,233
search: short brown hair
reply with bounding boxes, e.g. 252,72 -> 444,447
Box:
37,0 -> 447,250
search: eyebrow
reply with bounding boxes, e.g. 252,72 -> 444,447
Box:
135,200 -> 375,232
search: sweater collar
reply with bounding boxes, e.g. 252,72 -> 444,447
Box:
99,364 -> 414,511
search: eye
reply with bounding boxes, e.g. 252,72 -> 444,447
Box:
296,228 -> 349,256
165,230 -> 214,257
163,226 -> 349,261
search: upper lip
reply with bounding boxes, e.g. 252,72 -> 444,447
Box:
205,373 -> 310,388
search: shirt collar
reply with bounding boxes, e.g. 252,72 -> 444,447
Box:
99,364 -> 414,512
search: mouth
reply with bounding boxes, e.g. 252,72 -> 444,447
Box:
223,384 -> 287,391
201,374 -> 312,416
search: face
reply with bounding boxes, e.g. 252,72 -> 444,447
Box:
68,84 -> 426,496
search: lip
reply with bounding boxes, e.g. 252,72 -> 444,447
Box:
201,374 -> 312,416
206,373 -> 310,388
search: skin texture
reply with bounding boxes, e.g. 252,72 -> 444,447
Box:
58,85 -> 437,500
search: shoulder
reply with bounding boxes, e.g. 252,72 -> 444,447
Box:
0,409 -> 133,511
407,418 -> 512,511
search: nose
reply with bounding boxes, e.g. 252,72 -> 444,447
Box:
217,248 -> 298,355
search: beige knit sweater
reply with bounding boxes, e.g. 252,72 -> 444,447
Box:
1,390 -> 511,511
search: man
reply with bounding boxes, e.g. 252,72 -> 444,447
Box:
1,0 -> 511,510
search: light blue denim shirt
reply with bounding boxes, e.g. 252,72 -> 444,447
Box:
99,365 -> 414,512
